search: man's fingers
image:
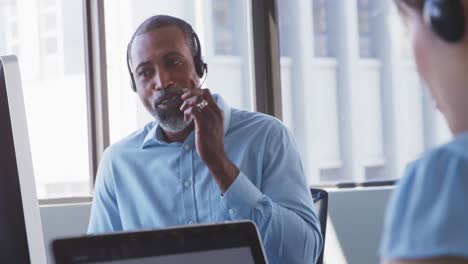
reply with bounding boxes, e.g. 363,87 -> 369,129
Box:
184,104 -> 205,122
181,89 -> 204,100
184,106 -> 195,121
202,89 -> 217,106
180,88 -> 220,122
180,96 -> 199,112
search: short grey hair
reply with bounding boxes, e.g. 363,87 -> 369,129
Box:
127,15 -> 197,64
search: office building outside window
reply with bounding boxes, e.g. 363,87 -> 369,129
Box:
357,0 -> 377,58
212,0 -> 240,56
277,0 -> 451,185
312,0 -> 334,57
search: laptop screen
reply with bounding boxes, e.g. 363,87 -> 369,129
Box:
87,247 -> 255,264
54,221 -> 267,264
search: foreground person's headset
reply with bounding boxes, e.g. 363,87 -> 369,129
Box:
423,0 -> 466,42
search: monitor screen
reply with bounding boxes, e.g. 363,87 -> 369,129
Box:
0,55 -> 47,264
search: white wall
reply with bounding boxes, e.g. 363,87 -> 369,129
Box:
40,187 -> 393,264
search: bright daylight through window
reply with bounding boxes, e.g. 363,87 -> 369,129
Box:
0,0 -> 454,200
278,0 -> 451,185
0,0 -> 90,199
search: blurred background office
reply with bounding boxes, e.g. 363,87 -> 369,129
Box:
0,0 -> 451,199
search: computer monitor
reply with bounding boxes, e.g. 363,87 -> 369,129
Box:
0,55 -> 47,263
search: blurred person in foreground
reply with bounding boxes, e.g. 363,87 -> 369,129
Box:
380,1 -> 468,264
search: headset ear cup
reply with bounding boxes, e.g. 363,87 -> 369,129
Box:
195,58 -> 204,78
195,59 -> 207,78
424,0 -> 465,43
192,31 -> 207,78
203,62 -> 208,76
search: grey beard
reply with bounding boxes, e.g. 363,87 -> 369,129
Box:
150,84 -> 193,133
155,109 -> 193,133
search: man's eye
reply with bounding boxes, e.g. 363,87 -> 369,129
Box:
167,59 -> 182,67
138,69 -> 153,77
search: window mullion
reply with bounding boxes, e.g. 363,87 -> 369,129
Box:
250,0 -> 283,119
82,0 -> 109,191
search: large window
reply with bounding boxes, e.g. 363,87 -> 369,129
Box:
0,0 -> 456,200
0,0 -> 90,199
104,0 -> 254,144
212,0 -> 241,56
277,0 -> 451,185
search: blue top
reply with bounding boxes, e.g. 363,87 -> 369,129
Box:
380,132 -> 468,259
88,95 -> 322,264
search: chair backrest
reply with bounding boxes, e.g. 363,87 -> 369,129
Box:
311,188 -> 328,264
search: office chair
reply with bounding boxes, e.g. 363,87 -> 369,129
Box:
311,188 -> 328,264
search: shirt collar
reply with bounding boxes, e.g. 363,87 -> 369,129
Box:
141,94 -> 231,149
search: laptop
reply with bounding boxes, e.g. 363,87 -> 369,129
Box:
52,220 -> 268,264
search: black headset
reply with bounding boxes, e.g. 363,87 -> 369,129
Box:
423,0 -> 466,43
126,22 -> 207,92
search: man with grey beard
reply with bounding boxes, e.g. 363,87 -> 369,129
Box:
87,15 -> 322,264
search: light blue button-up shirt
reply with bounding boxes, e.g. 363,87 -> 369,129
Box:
88,95 -> 322,264
380,132 -> 468,259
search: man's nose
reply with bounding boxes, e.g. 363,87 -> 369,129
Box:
154,68 -> 174,90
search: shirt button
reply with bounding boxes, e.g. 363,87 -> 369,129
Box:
228,209 -> 235,216
184,180 -> 191,188
184,144 -> 190,150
